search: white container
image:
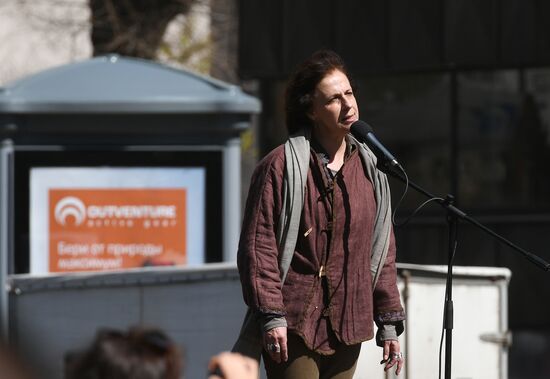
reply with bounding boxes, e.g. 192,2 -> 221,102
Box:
355,263 -> 511,379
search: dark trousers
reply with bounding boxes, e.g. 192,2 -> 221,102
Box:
263,333 -> 362,379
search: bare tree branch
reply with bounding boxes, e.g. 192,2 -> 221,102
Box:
89,0 -> 196,59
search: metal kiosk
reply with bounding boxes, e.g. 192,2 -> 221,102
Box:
0,55 -> 260,378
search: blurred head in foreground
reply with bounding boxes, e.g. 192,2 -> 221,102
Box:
0,342 -> 35,379
65,326 -> 181,379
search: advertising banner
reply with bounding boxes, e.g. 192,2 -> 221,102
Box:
30,167 -> 205,274
49,188 -> 186,272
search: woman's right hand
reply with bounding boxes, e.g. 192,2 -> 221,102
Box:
263,327 -> 288,363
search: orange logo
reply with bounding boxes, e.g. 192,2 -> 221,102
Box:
49,189 -> 187,272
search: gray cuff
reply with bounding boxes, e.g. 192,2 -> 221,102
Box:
261,316 -> 287,333
375,323 -> 402,347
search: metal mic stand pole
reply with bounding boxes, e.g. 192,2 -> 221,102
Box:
383,165 -> 550,379
443,195 -> 457,379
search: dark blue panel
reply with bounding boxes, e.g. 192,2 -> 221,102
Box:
389,0 -> 443,71
282,0 -> 334,73
501,0 -> 537,66
238,0 -> 283,78
536,1 -> 550,63
334,0 -> 388,74
445,0 -> 499,67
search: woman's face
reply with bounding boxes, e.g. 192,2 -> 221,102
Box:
308,69 -> 359,137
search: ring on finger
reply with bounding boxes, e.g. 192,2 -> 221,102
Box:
391,352 -> 403,360
267,343 -> 281,353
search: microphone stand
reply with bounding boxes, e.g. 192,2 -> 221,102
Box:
383,164 -> 550,379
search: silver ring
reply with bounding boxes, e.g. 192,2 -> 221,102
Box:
391,352 -> 403,360
267,343 -> 281,353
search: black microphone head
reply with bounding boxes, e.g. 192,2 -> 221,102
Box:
350,120 -> 373,139
350,120 -> 399,169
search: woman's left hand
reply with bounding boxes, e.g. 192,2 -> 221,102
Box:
382,339 -> 403,375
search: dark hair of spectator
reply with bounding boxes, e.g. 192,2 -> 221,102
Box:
285,49 -> 354,135
65,326 -> 182,379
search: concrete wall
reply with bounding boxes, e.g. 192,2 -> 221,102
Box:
8,263 -> 511,379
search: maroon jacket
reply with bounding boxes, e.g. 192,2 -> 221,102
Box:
237,143 -> 404,354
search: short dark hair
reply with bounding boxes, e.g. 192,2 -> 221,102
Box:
284,49 -> 353,135
65,326 -> 182,379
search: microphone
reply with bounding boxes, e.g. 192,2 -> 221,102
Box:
350,120 -> 399,168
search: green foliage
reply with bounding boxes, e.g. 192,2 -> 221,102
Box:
157,12 -> 212,75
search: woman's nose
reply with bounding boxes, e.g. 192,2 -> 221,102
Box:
342,97 -> 352,109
